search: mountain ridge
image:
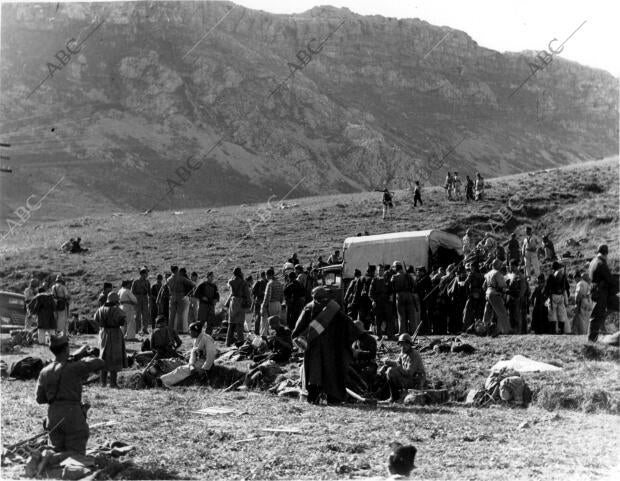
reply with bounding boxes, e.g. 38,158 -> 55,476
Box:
0,1 -> 617,222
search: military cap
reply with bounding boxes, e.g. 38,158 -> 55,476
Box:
311,286 -> 329,299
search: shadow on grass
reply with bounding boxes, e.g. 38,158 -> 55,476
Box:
95,457 -> 186,480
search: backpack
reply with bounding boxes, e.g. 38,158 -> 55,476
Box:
9,357 -> 44,380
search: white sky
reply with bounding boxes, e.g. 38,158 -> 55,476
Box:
234,0 -> 619,77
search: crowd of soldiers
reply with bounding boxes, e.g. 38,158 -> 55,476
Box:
25,232 -> 618,461
443,171 -> 485,202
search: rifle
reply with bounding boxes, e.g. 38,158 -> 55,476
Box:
4,418 -> 65,452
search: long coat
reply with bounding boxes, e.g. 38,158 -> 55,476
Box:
28,293 -> 56,330
94,304 -> 127,371
292,301 -> 358,403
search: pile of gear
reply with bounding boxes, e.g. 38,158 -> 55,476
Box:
465,367 -> 533,408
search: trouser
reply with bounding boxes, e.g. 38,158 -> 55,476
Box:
120,305 -> 136,339
382,204 -> 391,219
507,296 -> 522,333
463,296 -> 484,329
135,295 -> 150,333
226,322 -> 244,346
483,291 -> 510,334
47,402 -> 89,454
55,310 -> 68,336
261,301 -> 282,337
100,370 -> 118,387
373,300 -> 389,337
150,297 -> 158,329
169,297 -> 189,333
358,299 -> 373,330
198,302 -> 216,335
395,292 -> 416,335
386,367 -> 423,401
227,297 -> 246,346
160,364 -> 193,387
38,328 -> 55,344
414,194 -> 422,206
286,299 -> 304,331
188,298 -> 199,324
548,293 -> 568,334
588,291 -> 608,342
523,252 -> 540,277
252,306 -> 262,335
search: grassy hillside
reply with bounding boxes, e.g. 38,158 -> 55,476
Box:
1,157 -> 618,307
0,159 -> 619,479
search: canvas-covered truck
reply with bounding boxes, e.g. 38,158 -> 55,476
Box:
315,230 -> 463,305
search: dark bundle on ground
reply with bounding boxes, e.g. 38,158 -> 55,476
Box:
581,343 -> 619,362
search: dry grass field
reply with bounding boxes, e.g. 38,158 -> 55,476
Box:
1,158 -> 619,480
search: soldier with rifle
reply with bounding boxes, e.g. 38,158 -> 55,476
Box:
35,335 -> 105,454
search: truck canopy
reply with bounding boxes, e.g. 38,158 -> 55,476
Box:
342,230 -> 462,279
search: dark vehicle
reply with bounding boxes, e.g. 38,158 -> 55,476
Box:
315,265 -> 345,305
0,291 -> 26,332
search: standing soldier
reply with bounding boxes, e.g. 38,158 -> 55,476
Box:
474,172 -> 485,200
453,172 -> 463,201
588,245 -> 619,342
150,274 -> 163,329
29,285 -> 57,345
24,279 -> 39,329
413,181 -> 423,207
227,267 -> 251,346
465,175 -> 475,202
344,269 -> 362,320
261,268 -> 284,337
251,272 -> 267,335
505,233 -> 521,265
52,275 -> 70,337
35,336 -> 105,454
463,262 -> 485,332
444,172 -> 454,201
390,262 -> 416,335
369,266 -> 390,337
195,271 -> 220,335
284,272 -> 306,331
94,292 -> 127,388
131,267 -> 151,336
380,188 -> 394,220
522,226 -> 542,278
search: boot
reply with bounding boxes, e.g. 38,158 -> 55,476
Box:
100,371 -> 108,387
109,371 -> 119,388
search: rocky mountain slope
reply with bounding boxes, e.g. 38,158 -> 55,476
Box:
0,1 -> 617,221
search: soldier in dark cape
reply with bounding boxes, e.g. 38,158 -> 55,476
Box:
292,287 -> 358,404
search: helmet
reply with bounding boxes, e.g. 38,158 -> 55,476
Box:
397,333 -> 413,344
107,292 -> 120,304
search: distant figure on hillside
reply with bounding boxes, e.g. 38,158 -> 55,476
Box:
453,172 -> 463,201
462,229 -> 475,256
542,235 -> 557,261
444,172 -> 454,201
70,237 -> 88,253
379,188 -> 393,220
475,173 -> 485,200
413,181 -> 423,207
465,175 -> 475,202
131,267 -> 151,336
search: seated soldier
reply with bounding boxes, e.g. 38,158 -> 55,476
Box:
350,320 -> 378,392
160,322 -> 216,387
266,315 -> 293,363
150,315 -> 182,358
381,333 -> 426,402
